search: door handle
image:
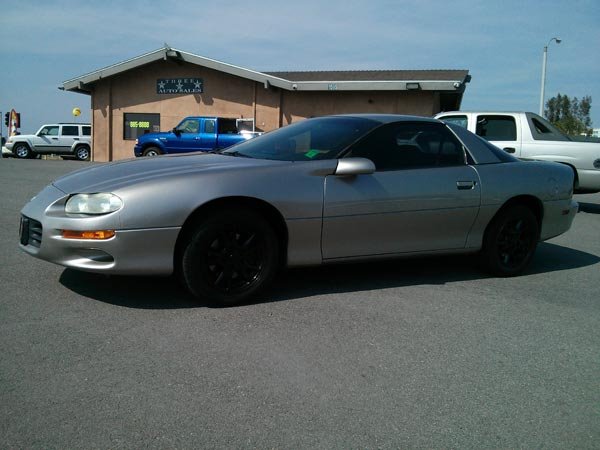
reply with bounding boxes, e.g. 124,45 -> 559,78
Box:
456,180 -> 477,190
51,137 -> 58,140
503,147 -> 516,153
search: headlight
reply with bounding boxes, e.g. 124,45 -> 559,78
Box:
65,193 -> 123,215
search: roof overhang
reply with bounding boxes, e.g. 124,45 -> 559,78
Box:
62,46 -> 469,94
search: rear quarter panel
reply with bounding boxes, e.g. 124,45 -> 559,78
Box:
466,160 -> 573,248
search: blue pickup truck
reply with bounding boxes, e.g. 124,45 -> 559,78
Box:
134,116 -> 256,157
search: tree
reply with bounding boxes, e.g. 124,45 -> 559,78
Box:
545,94 -> 593,136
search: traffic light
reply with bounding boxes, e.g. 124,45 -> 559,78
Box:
4,112 -> 8,127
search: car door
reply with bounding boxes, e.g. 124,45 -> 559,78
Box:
56,125 -> 80,154
165,118 -> 201,152
475,114 -> 522,156
322,121 -> 481,259
199,118 -> 218,150
34,125 -> 60,152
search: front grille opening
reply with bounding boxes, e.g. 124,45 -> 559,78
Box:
20,216 -> 43,248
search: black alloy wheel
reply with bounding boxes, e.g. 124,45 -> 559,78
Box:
482,205 -> 539,276
181,210 -> 279,305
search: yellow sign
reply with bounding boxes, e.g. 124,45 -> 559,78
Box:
72,107 -> 81,117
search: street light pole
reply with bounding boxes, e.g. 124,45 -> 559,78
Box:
539,37 -> 561,116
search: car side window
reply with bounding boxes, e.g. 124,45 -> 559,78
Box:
39,126 -> 59,136
527,115 -> 570,142
346,122 -> 465,171
204,120 -> 216,134
439,115 -> 468,129
475,115 -> 517,141
82,126 -> 91,136
61,126 -> 79,136
177,119 -> 199,133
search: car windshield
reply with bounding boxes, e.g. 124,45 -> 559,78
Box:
221,116 -> 380,161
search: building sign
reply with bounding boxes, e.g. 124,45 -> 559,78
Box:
124,113 -> 160,140
157,78 -> 203,94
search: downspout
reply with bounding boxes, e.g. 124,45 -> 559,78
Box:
108,80 -> 113,161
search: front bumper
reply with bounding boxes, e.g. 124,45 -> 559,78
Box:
19,184 -> 180,275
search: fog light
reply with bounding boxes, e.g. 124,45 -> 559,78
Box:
594,159 -> 600,169
62,230 -> 115,240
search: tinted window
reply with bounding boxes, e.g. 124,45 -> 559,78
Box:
82,126 -> 91,136
221,117 -> 379,161
218,119 -> 238,134
204,120 -> 216,134
61,126 -> 79,136
439,115 -> 468,129
527,114 -> 570,141
448,123 -> 518,164
124,113 -> 160,140
476,115 -> 517,141
347,122 -> 465,171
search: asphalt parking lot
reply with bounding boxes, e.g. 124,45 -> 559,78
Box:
1,158 -> 599,448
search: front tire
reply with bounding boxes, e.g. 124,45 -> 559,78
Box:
142,147 -> 162,157
181,210 -> 279,306
482,205 -> 539,276
13,143 -> 32,159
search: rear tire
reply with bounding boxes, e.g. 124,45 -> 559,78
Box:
181,209 -> 279,306
482,205 -> 539,276
74,145 -> 91,161
142,147 -> 162,157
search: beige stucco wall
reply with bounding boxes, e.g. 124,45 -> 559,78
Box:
90,59 -> 446,162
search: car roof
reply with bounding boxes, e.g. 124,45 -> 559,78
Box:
326,114 -> 440,124
40,123 -> 91,126
435,111 -> 532,116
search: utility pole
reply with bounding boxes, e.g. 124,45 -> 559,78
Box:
539,37 -> 561,116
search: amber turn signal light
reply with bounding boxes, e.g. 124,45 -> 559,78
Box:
62,230 -> 116,240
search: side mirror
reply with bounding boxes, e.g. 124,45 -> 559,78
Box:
335,157 -> 376,176
172,127 -> 181,136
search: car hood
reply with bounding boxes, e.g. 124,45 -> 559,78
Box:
8,134 -> 36,141
137,131 -> 170,141
51,153 -> 323,193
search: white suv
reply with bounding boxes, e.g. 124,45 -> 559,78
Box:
6,123 -> 92,160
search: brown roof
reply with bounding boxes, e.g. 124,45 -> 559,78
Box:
265,70 -> 469,82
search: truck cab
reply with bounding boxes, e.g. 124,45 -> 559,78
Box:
134,116 -> 255,157
435,111 -> 600,193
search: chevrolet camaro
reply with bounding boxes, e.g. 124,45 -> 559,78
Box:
19,115 -> 578,305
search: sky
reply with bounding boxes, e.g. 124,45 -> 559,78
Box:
1,0 -> 599,134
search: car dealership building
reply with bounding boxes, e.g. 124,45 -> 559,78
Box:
62,46 -> 470,162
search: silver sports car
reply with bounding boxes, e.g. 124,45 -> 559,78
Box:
20,115 -> 578,305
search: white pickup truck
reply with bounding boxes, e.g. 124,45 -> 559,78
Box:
435,111 -> 600,193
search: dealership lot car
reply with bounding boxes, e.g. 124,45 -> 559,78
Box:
6,123 -> 92,160
19,115 -> 577,305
